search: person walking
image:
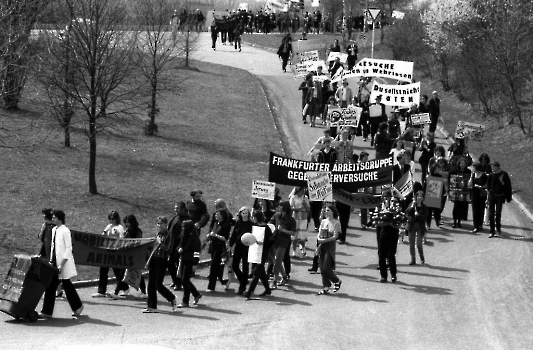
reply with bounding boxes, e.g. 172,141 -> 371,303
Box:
277,34 -> 292,72
176,220 -> 202,308
269,201 -> 296,290
39,210 -> 84,319
123,214 -> 147,299
468,162 -> 488,234
406,190 -> 428,265
316,205 -> 342,295
166,201 -> 190,291
229,206 -> 253,295
206,209 -> 231,292
487,161 -> 512,237
143,216 -> 178,313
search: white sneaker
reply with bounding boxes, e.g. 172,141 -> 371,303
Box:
91,292 -> 110,298
136,292 -> 148,299
119,288 -> 130,297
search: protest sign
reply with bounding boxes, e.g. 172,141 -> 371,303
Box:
71,231 -> 156,269
251,180 -> 276,200
293,62 -> 310,78
410,113 -> 431,125
393,171 -> 413,198
292,39 -> 328,62
122,269 -> 142,290
342,58 -> 414,82
332,189 -> 382,208
327,105 -> 361,127
370,82 -> 420,107
301,50 -> 320,63
307,171 -> 333,201
454,121 -> 486,141
327,52 -> 348,63
449,174 -> 471,202
424,176 -> 444,209
269,152 -> 393,191
0,255 -> 32,303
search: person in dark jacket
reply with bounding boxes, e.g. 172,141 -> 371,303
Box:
176,220 -> 202,308
187,189 -> 209,234
206,209 -> 231,292
418,133 -> 436,186
487,161 -> 512,237
144,216 -> 177,313
406,191 -> 428,265
277,34 -> 292,72
166,201 -> 191,291
428,91 -> 440,133
244,210 -> 274,299
229,206 -> 254,295
374,122 -> 394,160
123,214 -> 147,298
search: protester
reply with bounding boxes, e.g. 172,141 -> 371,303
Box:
187,189 -> 210,235
358,94 -> 370,141
369,95 -> 387,147
277,34 -> 292,73
289,187 -> 310,257
447,137 -> 469,173
244,210 -> 274,299
92,210 -> 128,298
206,209 -> 231,292
375,122 -> 394,160
143,216 -> 177,313
317,205 -> 342,295
229,206 -> 253,295
176,220 -> 202,308
346,41 -> 358,70
387,112 -> 401,140
428,91 -> 440,133
406,190 -> 428,265
389,138 -> 404,165
305,80 -> 323,127
335,78 -> 353,108
468,162 -> 488,234
329,57 -> 344,79
252,197 -> 275,223
39,210 -> 84,319
166,201 -> 191,291
233,25 -> 242,52
377,189 -> 400,283
123,214 -> 147,298
487,161 -> 512,237
418,133 -> 436,185
317,138 -> 337,167
38,208 -> 55,261
449,157 -> 471,228
425,164 -> 446,230
210,20 -> 218,50
269,201 -> 296,289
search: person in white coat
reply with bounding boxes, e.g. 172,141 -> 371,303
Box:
39,210 -> 84,319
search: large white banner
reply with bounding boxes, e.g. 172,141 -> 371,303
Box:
370,82 -> 420,107
342,58 -> 414,82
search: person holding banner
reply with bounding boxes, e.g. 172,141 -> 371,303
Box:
123,214 -> 147,298
425,164 -> 446,230
143,216 -> 178,313
269,201 -> 296,290
229,206 -> 253,295
317,138 -> 337,168
39,210 -> 84,319
406,191 -> 428,265
244,210 -> 274,299
277,34 -> 292,73
449,157 -> 471,229
289,187 -> 311,257
92,210 -> 128,298
317,205 -> 342,295
468,162 -> 488,234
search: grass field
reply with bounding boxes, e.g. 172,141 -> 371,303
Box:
0,60 -> 283,281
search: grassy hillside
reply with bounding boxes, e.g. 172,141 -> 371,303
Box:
0,60 -> 283,281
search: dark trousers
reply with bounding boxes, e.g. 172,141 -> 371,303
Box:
181,260 -> 199,304
429,115 -> 438,132
420,162 -> 429,186
97,266 -> 127,295
369,120 -> 380,145
280,54 -> 290,71
167,251 -> 182,288
211,34 -> 217,49
319,250 -> 339,288
310,201 -> 322,229
207,249 -> 225,290
488,195 -> 505,233
232,246 -> 249,293
42,275 -> 82,315
147,258 -> 175,309
267,241 -> 291,276
378,226 -> 399,279
336,202 -> 351,242
234,37 -> 241,50
246,264 -> 270,296
472,196 -> 487,230
361,208 -> 368,226
426,207 -> 442,227
221,31 -> 227,43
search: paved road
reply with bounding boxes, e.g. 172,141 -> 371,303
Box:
2,34 -> 533,350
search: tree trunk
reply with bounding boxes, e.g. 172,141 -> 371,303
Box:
88,116 -> 97,194
64,124 -> 70,148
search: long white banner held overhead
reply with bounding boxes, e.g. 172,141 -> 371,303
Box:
370,82 -> 420,107
343,58 -> 414,83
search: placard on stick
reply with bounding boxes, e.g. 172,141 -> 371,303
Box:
251,180 -> 276,200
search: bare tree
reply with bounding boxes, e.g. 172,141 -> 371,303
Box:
133,0 -> 199,136
0,0 -> 50,110
38,0 -> 142,194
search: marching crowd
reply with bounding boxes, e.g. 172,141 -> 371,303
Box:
32,35 -> 513,319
